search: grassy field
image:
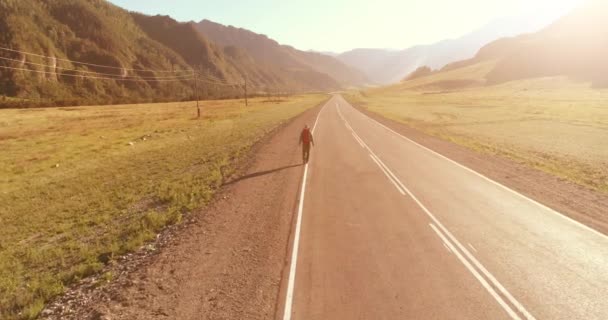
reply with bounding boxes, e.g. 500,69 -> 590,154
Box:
0,94 -> 326,319
346,76 -> 608,194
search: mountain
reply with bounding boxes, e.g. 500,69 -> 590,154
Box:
469,1 -> 608,87
195,19 -> 368,88
128,13 -> 308,95
337,13 -> 562,84
424,1 -> 608,88
393,1 -> 608,91
0,0 -> 197,105
0,0 -> 354,107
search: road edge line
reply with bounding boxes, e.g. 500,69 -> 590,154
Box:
281,100 -> 327,320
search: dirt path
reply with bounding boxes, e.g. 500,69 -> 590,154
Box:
41,105 -> 322,320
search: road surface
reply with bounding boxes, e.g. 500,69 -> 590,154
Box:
280,95 -> 608,320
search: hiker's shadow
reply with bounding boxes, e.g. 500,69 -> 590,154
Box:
223,164 -> 302,186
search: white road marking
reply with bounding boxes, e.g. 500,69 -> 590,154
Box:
469,243 -> 478,253
345,97 -> 608,241
339,101 -> 536,320
351,132 -> 365,148
338,105 -> 365,148
430,224 -> 522,320
369,153 -> 405,191
369,154 -> 406,195
443,242 -> 453,254
282,100 -> 327,320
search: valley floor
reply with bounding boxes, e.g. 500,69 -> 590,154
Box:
346,77 -> 608,196
40,102 -> 323,320
39,94 -> 608,319
0,95 -> 326,319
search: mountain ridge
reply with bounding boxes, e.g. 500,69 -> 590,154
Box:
418,1 -> 608,88
0,0 -> 366,107
195,19 -> 368,88
336,12 -> 564,84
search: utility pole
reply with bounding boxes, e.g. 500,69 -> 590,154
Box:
194,71 -> 200,118
244,78 -> 248,107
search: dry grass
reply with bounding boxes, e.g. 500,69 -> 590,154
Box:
0,95 -> 326,319
346,76 -> 608,194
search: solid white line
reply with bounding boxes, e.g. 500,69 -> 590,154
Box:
430,224 -> 522,320
348,100 -> 608,241
340,102 -> 536,320
282,100 -> 327,320
369,154 -> 406,195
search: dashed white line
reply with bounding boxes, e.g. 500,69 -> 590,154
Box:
369,154 -> 406,195
339,101 -> 536,320
468,243 -> 478,253
430,224 -> 522,320
351,132 -> 365,148
443,242 -> 453,254
348,99 -> 608,241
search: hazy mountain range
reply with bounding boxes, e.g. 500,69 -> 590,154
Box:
195,20 -> 368,88
334,12 -> 569,84
0,0 -> 600,107
399,1 -> 608,89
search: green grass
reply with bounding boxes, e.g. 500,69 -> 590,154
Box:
0,94 -> 326,319
346,75 -> 608,194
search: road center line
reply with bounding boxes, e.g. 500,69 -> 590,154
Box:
369,154 -> 406,195
345,98 -> 608,241
282,101 -> 327,320
430,224 -> 521,320
351,132 -> 365,148
443,242 -> 453,254
338,102 -> 536,320
469,243 -> 478,253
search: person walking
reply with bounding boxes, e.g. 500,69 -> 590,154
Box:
299,125 -> 315,164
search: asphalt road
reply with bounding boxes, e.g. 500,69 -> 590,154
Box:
281,95 -> 608,320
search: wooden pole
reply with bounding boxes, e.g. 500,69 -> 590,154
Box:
244,78 -> 248,107
194,72 -> 200,118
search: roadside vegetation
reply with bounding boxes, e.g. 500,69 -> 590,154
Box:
346,76 -> 608,194
0,94 -> 326,319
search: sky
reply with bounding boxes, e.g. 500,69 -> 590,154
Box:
109,0 -> 586,52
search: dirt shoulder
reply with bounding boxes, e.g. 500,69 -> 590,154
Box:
354,105 -> 608,236
40,104 -> 323,320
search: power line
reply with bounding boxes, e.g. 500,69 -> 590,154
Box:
0,64 -> 194,82
199,77 -> 235,85
195,72 -> 237,84
0,47 -> 252,109
0,46 -> 192,74
0,55 -> 193,80
199,78 -> 239,87
196,74 -> 242,87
